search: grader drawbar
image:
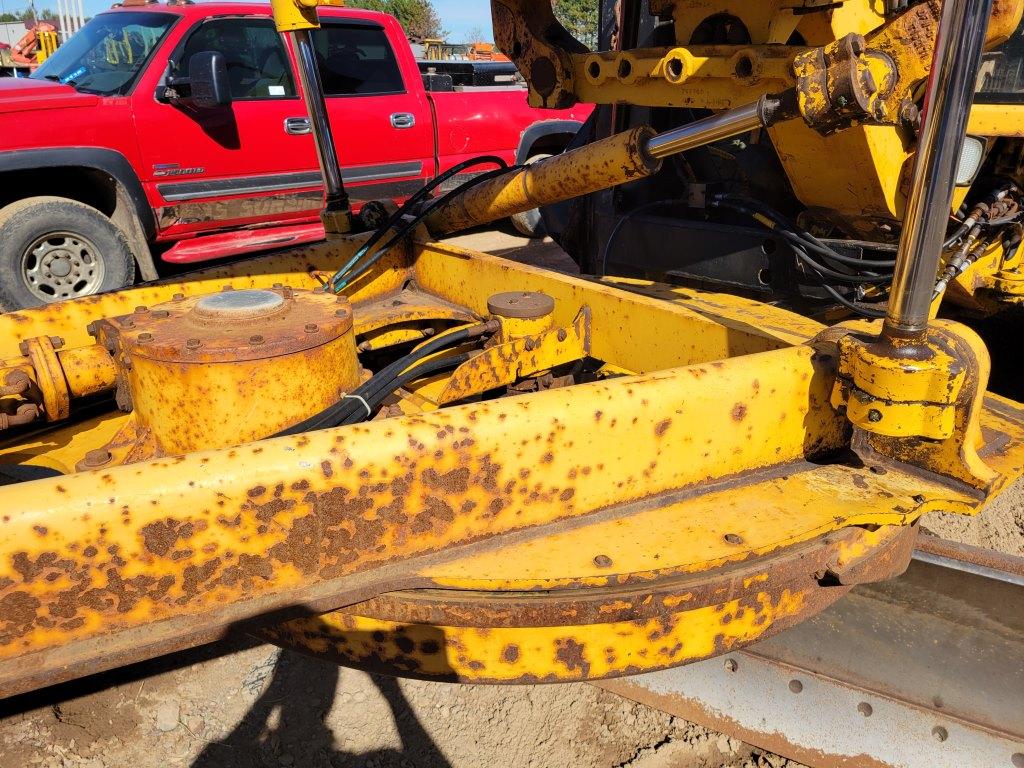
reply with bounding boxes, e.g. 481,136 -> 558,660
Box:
0,0 -> 1021,712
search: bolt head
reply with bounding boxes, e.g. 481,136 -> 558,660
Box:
931,726 -> 948,743
49,336 -> 65,349
172,293 -> 185,302
724,658 -> 738,672
138,332 -> 154,344
83,448 -> 112,467
185,338 -> 202,350
305,323 -> 318,333
249,335 -> 265,345
867,408 -> 883,423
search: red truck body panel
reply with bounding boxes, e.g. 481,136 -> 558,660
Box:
1,4 -> 591,265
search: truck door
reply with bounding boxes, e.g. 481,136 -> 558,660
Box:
134,16 -> 320,239
304,17 -> 434,204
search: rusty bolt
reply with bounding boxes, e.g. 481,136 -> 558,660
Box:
18,341 -> 28,355
138,332 -> 154,344
273,282 -> 283,289
557,328 -> 567,342
86,321 -> 99,336
931,726 -> 948,743
788,679 -> 803,694
592,554 -> 613,568
172,292 -> 185,302
869,465 -> 887,475
185,338 -> 202,350
305,323 -> 319,333
134,305 -> 149,314
723,658 -> 738,673
724,533 -> 743,545
857,702 -> 873,717
222,285 -> 234,291
152,309 -> 170,319
524,338 -> 536,351
250,335 -> 265,346
282,287 -> 294,299
83,448 -> 112,468
867,408 -> 883,423
49,336 -> 65,349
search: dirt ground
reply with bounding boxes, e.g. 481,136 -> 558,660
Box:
2,228 -> 1021,768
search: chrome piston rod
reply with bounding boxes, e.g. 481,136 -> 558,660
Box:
427,92 -> 797,235
644,93 -> 796,160
883,0 -> 994,338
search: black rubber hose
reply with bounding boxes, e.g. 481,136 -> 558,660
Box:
821,283 -> 887,318
331,164 -> 523,292
275,322 -> 492,436
328,155 -> 510,292
716,195 -> 897,269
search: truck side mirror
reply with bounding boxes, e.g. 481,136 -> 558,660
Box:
188,51 -> 231,108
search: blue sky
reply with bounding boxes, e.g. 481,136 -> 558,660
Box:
72,0 -> 494,42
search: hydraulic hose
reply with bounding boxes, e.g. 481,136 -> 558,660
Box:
275,321 -> 495,436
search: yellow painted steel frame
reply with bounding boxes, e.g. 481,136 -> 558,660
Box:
1,235 -> 1024,696
491,0 -> 1022,233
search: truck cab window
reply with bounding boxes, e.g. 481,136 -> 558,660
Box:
29,11 -> 176,95
180,18 -> 296,100
311,23 -> 405,96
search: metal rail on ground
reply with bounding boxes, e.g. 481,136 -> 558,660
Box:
600,535 -> 1024,768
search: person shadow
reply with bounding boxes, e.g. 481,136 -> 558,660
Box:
191,647 -> 453,768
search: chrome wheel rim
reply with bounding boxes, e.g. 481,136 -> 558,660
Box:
21,231 -> 105,301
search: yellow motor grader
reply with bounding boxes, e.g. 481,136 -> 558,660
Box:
0,0 -> 1022,748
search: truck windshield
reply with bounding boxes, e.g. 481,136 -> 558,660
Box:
30,11 -> 176,96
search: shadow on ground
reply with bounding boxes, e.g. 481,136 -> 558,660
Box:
191,650 -> 452,768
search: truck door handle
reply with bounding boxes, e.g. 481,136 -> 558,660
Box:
390,112 -> 416,129
284,117 -> 311,135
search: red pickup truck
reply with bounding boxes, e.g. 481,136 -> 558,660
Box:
0,2 -> 590,309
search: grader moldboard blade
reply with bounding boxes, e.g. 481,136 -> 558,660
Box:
0,0 -> 1022,703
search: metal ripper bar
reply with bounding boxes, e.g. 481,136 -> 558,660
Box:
600,536 -> 1024,768
884,0 -> 996,338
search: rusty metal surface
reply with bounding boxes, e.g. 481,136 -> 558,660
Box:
1,236 -> 1023,700
262,526 -> 916,683
425,126 -> 659,235
600,541 -> 1024,767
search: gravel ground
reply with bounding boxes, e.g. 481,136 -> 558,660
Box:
2,227 -> 1020,767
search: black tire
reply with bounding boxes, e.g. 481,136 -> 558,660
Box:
510,153 -> 553,238
0,196 -> 136,310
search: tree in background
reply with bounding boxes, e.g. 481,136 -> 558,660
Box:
348,0 -> 444,40
462,25 -> 487,43
553,0 -> 598,48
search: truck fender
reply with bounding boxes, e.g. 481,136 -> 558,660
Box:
515,120 -> 584,164
0,148 -> 159,281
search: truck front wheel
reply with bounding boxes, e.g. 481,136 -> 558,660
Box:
0,196 -> 136,310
